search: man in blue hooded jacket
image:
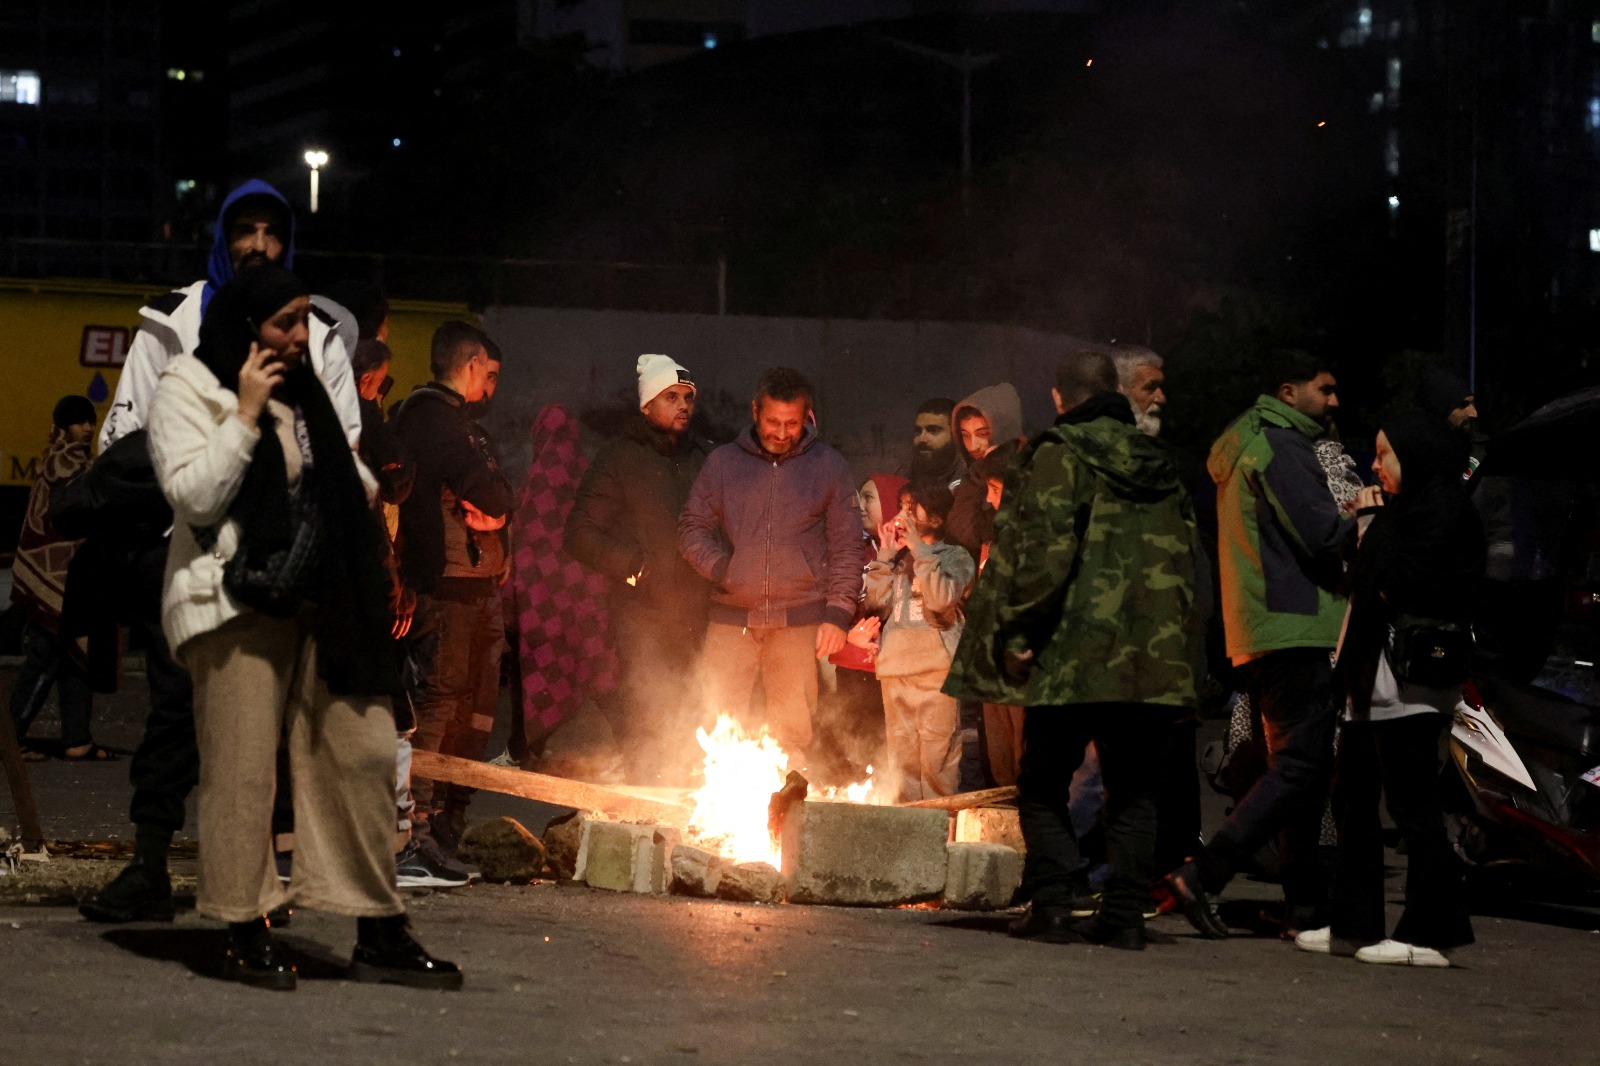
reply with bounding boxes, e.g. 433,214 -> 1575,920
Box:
100,179 -> 361,450
81,180 -> 364,923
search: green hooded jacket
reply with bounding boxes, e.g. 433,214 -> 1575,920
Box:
1207,394 -> 1353,661
943,399 -> 1199,709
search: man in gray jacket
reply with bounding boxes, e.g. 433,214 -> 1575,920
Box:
679,367 -> 860,760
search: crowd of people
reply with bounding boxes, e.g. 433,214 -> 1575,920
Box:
4,176 -> 1491,991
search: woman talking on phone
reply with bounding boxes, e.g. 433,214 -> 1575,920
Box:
1295,409 -> 1485,968
147,264 -> 460,990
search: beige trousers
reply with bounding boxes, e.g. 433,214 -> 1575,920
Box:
185,612 -> 405,923
984,702 -> 1027,787
699,622 -> 818,757
881,672 -> 962,802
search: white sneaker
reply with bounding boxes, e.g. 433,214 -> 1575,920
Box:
1294,926 -> 1332,954
1354,939 -> 1450,968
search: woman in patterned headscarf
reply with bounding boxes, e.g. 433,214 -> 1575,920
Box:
508,405 -> 618,769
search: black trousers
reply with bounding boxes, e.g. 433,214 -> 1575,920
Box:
1199,647 -> 1335,910
127,617 -> 199,835
1331,713 -> 1474,949
1018,704 -> 1175,929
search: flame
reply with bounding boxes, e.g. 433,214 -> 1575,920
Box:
684,720 -> 889,867
685,715 -> 789,866
818,765 -> 883,804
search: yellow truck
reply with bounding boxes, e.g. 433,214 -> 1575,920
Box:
0,276 -> 471,552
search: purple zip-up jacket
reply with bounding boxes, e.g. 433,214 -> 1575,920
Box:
678,424 -> 860,630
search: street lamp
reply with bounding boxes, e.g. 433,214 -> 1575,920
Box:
303,149 -> 329,214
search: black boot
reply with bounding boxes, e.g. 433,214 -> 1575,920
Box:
79,856 -> 175,923
1007,904 -> 1080,944
223,917 -> 297,990
1071,916 -> 1148,951
351,914 -> 463,990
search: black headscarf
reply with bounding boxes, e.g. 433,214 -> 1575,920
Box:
197,265 -> 401,697
1338,409 -> 1485,715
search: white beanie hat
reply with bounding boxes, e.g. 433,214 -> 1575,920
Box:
637,353 -> 695,409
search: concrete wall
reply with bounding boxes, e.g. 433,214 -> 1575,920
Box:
478,305 -> 1093,482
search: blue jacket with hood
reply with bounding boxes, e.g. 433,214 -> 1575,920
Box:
102,180 -> 360,450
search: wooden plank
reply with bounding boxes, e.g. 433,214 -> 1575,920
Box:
898,786 -> 1019,812
410,750 -> 692,826
0,691 -> 45,849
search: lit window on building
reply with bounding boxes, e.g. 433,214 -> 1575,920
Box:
1387,57 -> 1402,94
1589,97 -> 1600,131
166,68 -> 187,81
1359,7 -> 1373,28
1,70 -> 41,105
1388,195 -> 1400,210
1385,128 -> 1400,177
1370,91 -> 1384,113
391,137 -> 402,147
1590,228 -> 1600,253
1592,21 -> 1600,44
175,179 -> 197,198
703,31 -> 718,49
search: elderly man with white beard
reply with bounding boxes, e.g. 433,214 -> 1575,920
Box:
1111,346 -> 1168,438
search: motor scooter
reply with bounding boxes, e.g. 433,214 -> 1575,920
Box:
1444,385 -> 1600,890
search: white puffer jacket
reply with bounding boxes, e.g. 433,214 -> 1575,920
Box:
147,353 -> 375,659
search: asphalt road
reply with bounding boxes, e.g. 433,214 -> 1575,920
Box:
5,665 -> 1600,1065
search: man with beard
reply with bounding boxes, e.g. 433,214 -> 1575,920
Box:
1418,366 -> 1485,481
100,180 -> 360,450
907,398 -> 965,487
1167,350 -> 1352,939
1111,347 -> 1167,439
567,355 -> 711,783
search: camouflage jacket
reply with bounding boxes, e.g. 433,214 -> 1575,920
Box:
943,397 -> 1199,709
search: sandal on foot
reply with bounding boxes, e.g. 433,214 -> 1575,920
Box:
62,743 -> 119,762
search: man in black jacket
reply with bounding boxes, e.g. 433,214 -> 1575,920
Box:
566,355 -> 711,784
392,321 -> 512,850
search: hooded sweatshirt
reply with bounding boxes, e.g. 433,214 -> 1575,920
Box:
952,383 -> 1026,467
101,180 -> 360,450
946,382 -> 1026,562
1208,394 -> 1354,662
944,393 -> 1199,709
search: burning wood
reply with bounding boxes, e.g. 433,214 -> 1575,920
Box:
767,770 -> 810,843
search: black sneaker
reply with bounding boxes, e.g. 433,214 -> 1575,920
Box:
79,858 -> 175,923
396,837 -> 476,889
224,918 -> 297,991
350,914 -> 463,990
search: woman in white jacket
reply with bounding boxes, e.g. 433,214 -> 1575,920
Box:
147,264 -> 460,991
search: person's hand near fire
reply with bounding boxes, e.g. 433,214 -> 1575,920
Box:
846,615 -> 881,660
816,621 -> 847,659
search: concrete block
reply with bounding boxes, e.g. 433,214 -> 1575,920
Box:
954,807 -> 1025,853
943,842 -> 1024,911
716,862 -> 784,904
669,844 -> 729,898
780,801 -> 950,906
577,820 -> 681,893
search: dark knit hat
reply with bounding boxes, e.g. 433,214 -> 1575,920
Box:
1418,366 -> 1472,422
52,394 -> 96,430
